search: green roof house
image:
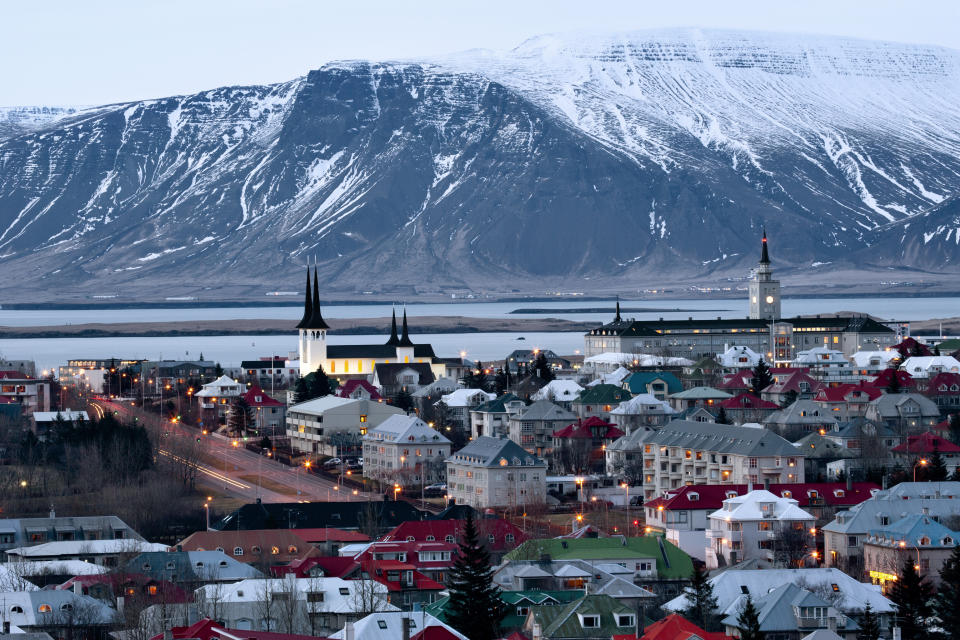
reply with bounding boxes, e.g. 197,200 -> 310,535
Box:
623,371 -> 683,400
426,590 -> 582,634
523,594 -> 640,640
572,384 -> 632,420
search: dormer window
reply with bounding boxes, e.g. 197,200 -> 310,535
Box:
834,490 -> 845,498
617,614 -> 636,627
426,535 -> 435,542
233,546 -> 244,556
580,615 -> 600,628
782,491 -> 792,499
688,492 -> 699,502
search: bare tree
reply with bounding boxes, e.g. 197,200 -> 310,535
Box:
555,439 -> 592,474
254,578 -> 279,631
772,525 -> 813,568
273,574 -> 304,634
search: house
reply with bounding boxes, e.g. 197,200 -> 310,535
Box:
899,355 -> 960,378
635,420 -> 805,500
427,590 -> 583,636
608,394 -> 677,432
213,501 -> 425,535
667,386 -> 732,413
195,576 -> 396,637
893,337 -> 933,357
717,346 -> 763,369
793,347 -> 854,384
330,611 -> 466,640
863,393 -> 941,436
704,489 -> 816,569
760,371 -> 823,405
572,384 -> 632,420
57,572 -> 191,606
622,371 -> 683,400
175,530 -> 318,567
240,384 -> 287,436
504,349 -> 570,373
764,399 -> 838,441
0,372 -> 52,413
849,351 -> 898,377
890,431 -> 960,475
195,375 -> 244,426
282,528 -> 369,557
372,363 -> 436,398
436,389 -> 496,430
286,395 -> 404,458
821,481 -> 960,576
4,539 -> 167,567
644,482 -> 879,559
917,371 -> 960,413
866,368 -> 914,391
492,560 -> 655,609
507,400 -> 577,457
469,393 -> 525,439
625,614 -> 725,640
31,410 -> 89,439
140,360 -> 219,394
717,392 -> 780,424
522,594 -> 641,640
353,539 -> 459,586
336,379 -> 384,401
241,357 -> 298,388
124,550 -> 263,584
822,418 -> 901,456
530,379 -> 584,407
504,536 -> 693,600
362,415 -> 452,487
604,426 -> 659,479
0,590 -> 117,635
356,554 -> 446,610
812,383 -> 883,421
381,518 -> 528,565
862,513 -> 960,592
793,433 -> 857,481
720,583 -> 859,639
147,618 -> 329,640
662,567 -> 895,632
551,417 -> 624,473
445,437 -> 546,509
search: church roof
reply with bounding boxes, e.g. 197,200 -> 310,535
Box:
760,229 -> 770,264
301,268 -> 329,330
398,309 -> 415,347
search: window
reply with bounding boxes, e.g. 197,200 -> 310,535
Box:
740,585 -> 749,594
148,585 -> 159,595
377,620 -> 388,630
831,583 -> 840,592
38,604 -> 52,613
233,546 -> 244,556
488,534 -> 496,544
581,615 -> 600,628
618,614 -> 636,627
506,534 -> 515,544
271,546 -> 280,554
339,587 -> 350,596
10,605 -> 23,614
426,535 -> 435,542
445,535 -> 455,543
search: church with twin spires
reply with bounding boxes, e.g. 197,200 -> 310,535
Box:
296,267 -> 444,379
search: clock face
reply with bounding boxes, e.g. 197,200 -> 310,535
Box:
765,295 -> 775,304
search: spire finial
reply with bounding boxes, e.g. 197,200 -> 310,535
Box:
386,305 -> 400,346
614,295 -> 622,323
760,228 -> 770,265
306,266 -> 329,330
399,305 -> 414,347
296,263 -> 313,329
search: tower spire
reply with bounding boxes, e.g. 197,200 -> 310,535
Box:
614,296 -> 622,323
398,306 -> 414,347
760,228 -> 770,265
386,306 -> 400,346
296,263 -> 312,329
307,267 -> 330,329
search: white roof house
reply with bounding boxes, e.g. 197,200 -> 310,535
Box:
900,355 -> 960,378
586,366 -> 632,387
0,590 -> 118,629
194,375 -> 244,398
362,415 -> 452,445
717,346 -> 763,369
5,539 -> 167,563
331,611 -> 467,640
849,350 -> 898,371
438,389 -> 495,408
663,567 -> 894,617
708,489 -> 815,523
609,394 -> 677,417
196,576 -> 394,613
794,347 -> 849,367
531,379 -> 584,403
32,410 -> 89,423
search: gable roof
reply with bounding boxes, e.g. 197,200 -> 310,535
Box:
575,384 -> 632,405
719,393 -> 780,410
337,379 -> 384,400
640,420 -> 801,457
669,386 -> 733,400
364,415 -> 452,445
504,537 -> 693,579
721,583 -> 851,633
531,594 -> 636,639
623,371 -> 683,395
629,613 -> 726,640
447,437 -> 546,469
473,393 -> 522,413
373,363 -> 436,386
891,431 -> 960,454
792,433 -> 856,459
382,519 -> 528,550
329,612 -> 466,640
645,482 -> 879,512
240,385 -> 284,407
512,400 -> 576,422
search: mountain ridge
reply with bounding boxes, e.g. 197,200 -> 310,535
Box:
1,28 -> 959,301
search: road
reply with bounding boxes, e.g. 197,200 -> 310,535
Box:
88,398 -> 381,505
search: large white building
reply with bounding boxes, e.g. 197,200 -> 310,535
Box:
286,395 -> 404,456
705,489 -> 816,569
296,268 -> 444,379
362,415 -> 452,486
446,436 -> 547,509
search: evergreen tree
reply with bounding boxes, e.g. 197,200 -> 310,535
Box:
445,511 -> 507,640
259,436 -> 273,451
294,377 -> 311,403
857,603 -> 882,640
890,557 -> 934,639
227,396 -> 254,436
934,544 -> 960,640
534,352 -> 556,382
715,406 -> 732,425
912,342 -> 926,357
736,595 -> 764,640
935,345 -> 942,356
392,389 -> 414,412
885,369 -> 902,394
214,362 -> 224,377
928,447 -> 949,481
682,566 -> 720,631
493,367 -> 507,396
750,358 -> 773,396
780,389 -> 799,409
308,365 -> 331,398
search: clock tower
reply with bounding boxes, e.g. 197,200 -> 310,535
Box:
749,230 -> 781,320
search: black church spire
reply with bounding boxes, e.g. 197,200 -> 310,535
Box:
306,267 -> 330,330
398,307 -> 414,347
386,307 -> 400,346
760,229 -> 770,265
296,265 -> 312,329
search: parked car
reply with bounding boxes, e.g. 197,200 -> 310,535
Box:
423,483 -> 446,497
323,457 -> 343,468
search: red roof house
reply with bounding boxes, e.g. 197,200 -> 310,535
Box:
613,613 -> 726,640
868,368 -> 915,390
891,431 -> 960,455
272,555 -> 359,579
337,379 -> 383,401
150,619 -> 329,640
894,337 -> 932,357
718,392 -> 779,423
381,518 -> 527,562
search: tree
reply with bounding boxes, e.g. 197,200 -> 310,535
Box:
683,566 -> 720,631
308,366 -> 331,399
214,362 -> 224,377
928,448 -> 949,481
857,603 -> 882,640
392,389 -> 414,412
534,352 -> 555,382
949,413 -> 960,447
446,511 -> 507,640
293,378 -> 310,404
715,406 -> 732,425
780,389 -> 798,409
736,595 -> 764,640
750,358 -> 773,396
494,367 -> 507,396
885,368 -> 902,394
772,526 -> 812,568
934,544 -> 960,640
889,557 -> 934,639
227,396 -> 255,436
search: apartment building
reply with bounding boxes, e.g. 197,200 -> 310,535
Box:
286,396 -> 403,457
445,436 -> 546,509
362,415 -> 451,486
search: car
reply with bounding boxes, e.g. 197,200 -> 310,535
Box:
423,483 -> 447,497
323,457 -> 343,468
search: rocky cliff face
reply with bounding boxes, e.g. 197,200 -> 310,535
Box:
1,29 -> 959,300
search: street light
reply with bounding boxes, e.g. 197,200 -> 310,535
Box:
621,482 -> 630,537
913,458 -> 929,482
393,483 -> 401,501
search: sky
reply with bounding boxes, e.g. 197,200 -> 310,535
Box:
2,0 -> 959,106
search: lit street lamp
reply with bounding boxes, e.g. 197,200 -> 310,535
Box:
913,458 -> 929,482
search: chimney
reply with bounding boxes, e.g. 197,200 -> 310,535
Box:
402,616 -> 412,640
116,596 -> 125,615
533,623 -> 543,640
4,621 -> 11,634
176,544 -> 183,552
763,478 -> 771,491
747,481 -> 753,493
846,473 -> 853,492
922,506 -> 930,516
344,622 -> 355,640
49,504 -> 56,519
73,581 -> 83,595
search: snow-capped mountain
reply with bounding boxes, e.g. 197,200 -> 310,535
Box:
1,28 -> 959,300
0,106 -> 90,140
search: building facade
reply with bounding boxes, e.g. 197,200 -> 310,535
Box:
445,436 -> 547,509
362,415 -> 452,487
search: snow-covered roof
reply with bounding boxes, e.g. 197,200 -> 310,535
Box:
6,539 -> 167,559
32,410 -> 89,422
2,560 -> 108,580
583,352 -> 692,367
708,489 -> 815,523
717,345 -> 762,368
586,366 -> 632,387
194,375 -> 244,397
330,611 -> 466,640
0,590 -> 118,627
849,351 -> 898,367
583,352 -> 635,365
196,576 -> 396,614
663,568 -> 894,616
609,394 -> 676,416
363,415 -> 451,445
531,379 -> 584,402
900,355 -> 960,377
794,347 -> 849,365
288,395 -> 358,413
438,388 -> 495,408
